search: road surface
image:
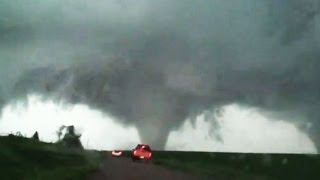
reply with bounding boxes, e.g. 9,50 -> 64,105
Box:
87,153 -> 207,180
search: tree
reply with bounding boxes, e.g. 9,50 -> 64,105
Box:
56,125 -> 66,141
60,125 -> 83,149
32,131 -> 39,141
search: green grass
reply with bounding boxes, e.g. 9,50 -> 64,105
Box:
123,150 -> 320,180
0,135 -> 102,180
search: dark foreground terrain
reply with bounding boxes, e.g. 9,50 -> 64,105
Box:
147,151 -> 320,180
88,151 -> 319,180
1,135 -> 319,180
0,135 -> 101,180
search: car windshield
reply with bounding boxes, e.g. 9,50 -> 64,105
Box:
143,146 -> 151,151
135,144 -> 151,151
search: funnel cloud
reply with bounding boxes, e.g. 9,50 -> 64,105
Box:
1,0 -> 320,150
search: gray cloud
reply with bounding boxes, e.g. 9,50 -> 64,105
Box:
1,0 -> 320,150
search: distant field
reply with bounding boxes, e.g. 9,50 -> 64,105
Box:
122,150 -> 319,179
0,135 -> 102,180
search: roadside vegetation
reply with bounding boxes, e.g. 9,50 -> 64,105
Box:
0,128 -> 102,180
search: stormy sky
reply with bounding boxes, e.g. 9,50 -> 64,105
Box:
0,0 -> 320,150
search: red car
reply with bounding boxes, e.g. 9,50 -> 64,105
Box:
131,144 -> 152,162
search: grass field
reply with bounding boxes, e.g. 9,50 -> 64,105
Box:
0,135 -> 102,180
122,150 -> 319,180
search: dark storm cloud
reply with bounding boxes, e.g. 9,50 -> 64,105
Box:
1,0 -> 320,150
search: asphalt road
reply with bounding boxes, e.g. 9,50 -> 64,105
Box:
87,153 -> 207,180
